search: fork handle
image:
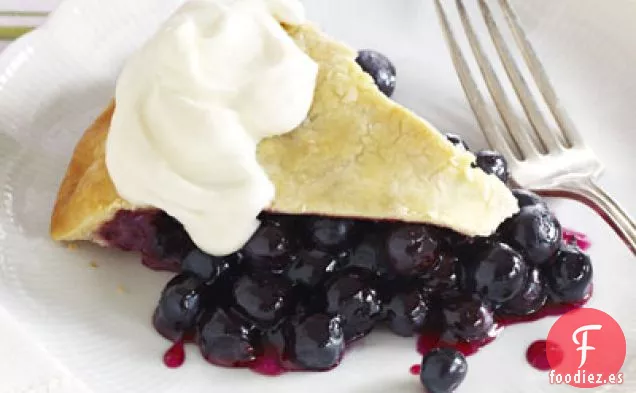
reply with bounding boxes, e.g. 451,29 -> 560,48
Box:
538,179 -> 636,255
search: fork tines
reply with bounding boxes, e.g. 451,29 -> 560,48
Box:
433,0 -> 584,162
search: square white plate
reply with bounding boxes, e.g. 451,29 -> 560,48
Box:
0,0 -> 634,392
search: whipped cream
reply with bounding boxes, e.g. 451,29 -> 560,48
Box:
106,0 -> 318,256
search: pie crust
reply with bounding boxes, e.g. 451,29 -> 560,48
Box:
50,24 -> 518,243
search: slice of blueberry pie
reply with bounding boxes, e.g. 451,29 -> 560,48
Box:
49,0 -> 593,389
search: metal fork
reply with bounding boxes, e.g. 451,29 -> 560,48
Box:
434,0 -> 636,254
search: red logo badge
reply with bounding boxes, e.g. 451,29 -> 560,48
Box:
547,308 -> 626,388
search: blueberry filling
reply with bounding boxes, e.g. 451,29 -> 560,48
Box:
461,242 -> 528,304
445,133 -> 470,151
276,313 -> 345,370
97,154 -> 592,382
385,288 -> 429,337
545,243 -> 593,304
231,273 -> 293,329
386,224 -> 440,276
197,308 -> 262,367
441,294 -> 495,342
474,150 -> 509,183
319,269 -> 383,343
512,189 -> 546,209
499,204 -> 562,266
497,267 -> 547,317
153,274 -> 205,341
355,49 -> 397,97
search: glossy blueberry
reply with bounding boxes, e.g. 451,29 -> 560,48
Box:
442,295 -> 495,342
445,133 -> 470,151
258,212 -> 298,229
545,244 -> 593,304
474,150 -> 509,183
232,273 -> 292,328
144,212 -> 195,271
498,268 -> 547,316
420,348 -> 468,393
153,274 -> 204,341
243,221 -> 294,272
418,253 -> 459,293
387,225 -> 440,277
512,189 -> 546,209
306,217 -> 357,252
279,313 -> 345,370
385,289 -> 429,337
286,248 -> 339,288
197,308 -> 261,367
355,49 -> 397,97
462,242 -> 528,304
501,205 -> 562,265
321,270 -> 382,342
339,232 -> 390,276
181,249 -> 234,281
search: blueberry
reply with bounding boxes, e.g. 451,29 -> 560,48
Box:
306,217 -> 357,252
243,222 -> 294,273
545,244 -> 593,304
197,308 -> 261,367
181,248 -> 234,281
420,348 -> 468,393
445,133 -> 470,151
258,212 -> 298,229
339,232 -> 390,276
512,189 -> 546,209
321,270 -> 382,342
232,273 -> 292,328
498,268 -> 547,316
385,289 -> 429,337
286,248 -> 339,288
355,49 -> 397,97
279,313 -> 345,371
418,253 -> 459,293
387,225 -> 440,276
99,210 -> 156,253
462,242 -> 528,304
146,212 -> 195,271
442,295 -> 495,341
153,274 -> 204,341
474,150 -> 509,183
501,205 -> 562,265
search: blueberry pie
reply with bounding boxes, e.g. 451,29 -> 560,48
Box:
49,0 -> 593,388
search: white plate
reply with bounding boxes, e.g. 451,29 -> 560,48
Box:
0,0 -> 634,392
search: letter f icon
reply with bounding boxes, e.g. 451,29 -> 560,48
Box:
572,324 -> 602,368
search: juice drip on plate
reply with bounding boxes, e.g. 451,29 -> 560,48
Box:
163,341 -> 186,368
526,340 -> 564,371
562,228 -> 591,251
409,364 -> 421,375
249,347 -> 286,376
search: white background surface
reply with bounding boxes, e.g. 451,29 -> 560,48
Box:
0,1 -> 633,393
0,3 -> 80,393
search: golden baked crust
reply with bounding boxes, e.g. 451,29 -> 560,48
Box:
50,102 -> 134,242
50,24 -> 517,242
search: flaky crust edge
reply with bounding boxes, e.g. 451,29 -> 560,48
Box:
50,101 -> 135,241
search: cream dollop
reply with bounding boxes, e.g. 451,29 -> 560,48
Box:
106,0 -> 318,255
